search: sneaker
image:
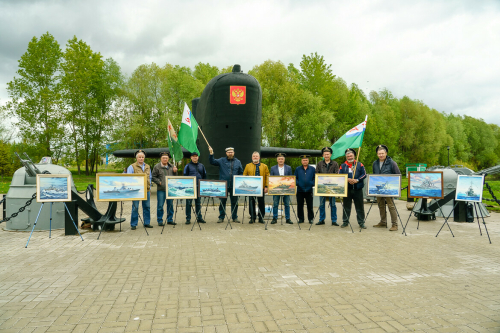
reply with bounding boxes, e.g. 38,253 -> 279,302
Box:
144,224 -> 153,228
185,220 -> 191,225
232,218 -> 240,223
271,218 -> 277,224
316,220 -> 325,225
167,221 -> 177,225
131,226 -> 136,230
341,223 -> 349,228
217,218 -> 224,223
332,222 -> 339,226
286,219 -> 293,224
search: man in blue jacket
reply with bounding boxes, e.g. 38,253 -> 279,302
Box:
209,146 -> 244,223
294,155 -> 316,224
339,148 -> 367,228
183,152 -> 207,224
270,153 -> 293,224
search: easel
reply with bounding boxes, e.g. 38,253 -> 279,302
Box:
26,202 -> 84,248
404,198 -> 445,234
436,200 -> 491,243
129,200 -> 150,236
309,197 -> 353,233
243,195 -> 267,228
265,195 -> 301,230
362,197 -> 406,235
160,198 -> 177,234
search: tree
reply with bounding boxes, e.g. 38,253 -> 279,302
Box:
3,32 -> 63,157
193,62 -> 220,85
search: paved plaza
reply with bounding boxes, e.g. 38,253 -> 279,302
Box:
1,197 -> 499,333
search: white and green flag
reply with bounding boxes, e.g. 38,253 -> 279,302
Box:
331,116 -> 368,159
178,103 -> 200,155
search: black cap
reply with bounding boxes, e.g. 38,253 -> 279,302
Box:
135,150 -> 146,157
191,151 -> 199,157
275,153 -> 286,158
321,147 -> 333,154
376,145 -> 388,153
159,152 -> 171,158
299,155 -> 310,159
345,148 -> 357,157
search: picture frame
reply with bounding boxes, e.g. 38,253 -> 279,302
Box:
36,174 -> 72,203
455,175 -> 484,202
233,176 -> 264,197
366,174 -> 402,197
96,173 -> 147,202
408,171 -> 444,199
268,176 -> 296,196
198,179 -> 228,198
314,174 -> 348,197
166,176 -> 197,199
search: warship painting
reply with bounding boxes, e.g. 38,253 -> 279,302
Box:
38,176 -> 70,201
198,180 -> 227,198
167,177 -> 196,199
408,172 -> 443,199
268,176 -> 296,195
456,175 -> 483,202
315,175 -> 347,197
233,176 -> 263,196
367,175 -> 401,197
97,174 -> 146,201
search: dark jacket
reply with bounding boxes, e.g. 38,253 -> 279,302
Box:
294,165 -> 316,192
209,154 -> 243,188
270,164 -> 293,176
372,156 -> 401,175
339,161 -> 366,190
316,159 -> 339,174
152,162 -> 176,192
183,162 -> 207,182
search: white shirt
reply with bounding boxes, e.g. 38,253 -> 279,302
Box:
278,166 -> 285,176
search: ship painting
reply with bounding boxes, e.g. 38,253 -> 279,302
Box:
39,179 -> 70,201
103,184 -> 140,194
367,175 -> 401,197
456,175 -> 484,202
167,177 -> 197,199
233,176 -> 263,196
97,174 -> 147,201
199,180 -> 227,198
268,176 -> 296,195
315,175 -> 348,197
408,172 -> 443,199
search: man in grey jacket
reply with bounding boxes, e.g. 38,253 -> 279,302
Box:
152,152 -> 178,226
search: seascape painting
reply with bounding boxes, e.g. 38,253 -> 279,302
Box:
166,176 -> 197,199
233,176 -> 263,196
96,174 -> 147,202
314,174 -> 348,197
198,180 -> 227,198
455,175 -> 484,202
408,171 -> 444,199
367,175 -> 401,197
268,176 -> 296,196
37,174 -> 72,203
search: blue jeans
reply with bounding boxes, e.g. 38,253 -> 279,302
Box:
131,191 -> 151,227
156,190 -> 173,223
272,195 -> 290,219
219,189 -> 238,220
186,198 -> 202,221
319,196 -> 337,222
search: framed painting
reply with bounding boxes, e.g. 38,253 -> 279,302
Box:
366,174 -> 401,197
198,179 -> 227,198
36,174 -> 72,203
268,176 -> 296,196
408,171 -> 444,199
96,173 -> 147,202
455,175 -> 484,202
233,176 -> 263,196
314,174 -> 348,197
166,176 -> 197,199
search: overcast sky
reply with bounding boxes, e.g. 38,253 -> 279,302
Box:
1,0 -> 499,125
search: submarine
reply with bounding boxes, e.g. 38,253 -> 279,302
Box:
113,64 -> 322,179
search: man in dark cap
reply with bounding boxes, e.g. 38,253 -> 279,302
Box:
294,155 -> 316,224
372,145 -> 401,231
339,148 -> 367,229
152,152 -> 178,226
315,147 -> 340,226
209,146 -> 244,222
127,150 -> 153,229
184,152 -> 207,224
270,153 -> 293,224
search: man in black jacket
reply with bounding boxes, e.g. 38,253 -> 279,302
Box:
316,147 -> 340,226
183,152 -> 207,224
372,145 -> 401,231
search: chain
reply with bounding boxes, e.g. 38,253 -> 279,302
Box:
484,182 -> 500,206
0,193 -> 37,224
401,186 -> 408,191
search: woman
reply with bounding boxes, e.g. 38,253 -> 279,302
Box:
126,150 -> 152,230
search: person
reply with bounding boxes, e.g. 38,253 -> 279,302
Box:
270,153 -> 293,224
339,148 -> 367,229
152,152 -> 178,226
294,155 -> 316,224
315,147 -> 340,226
243,151 -> 270,224
209,146 -> 244,223
372,145 -> 401,231
184,152 -> 207,224
127,150 -> 152,230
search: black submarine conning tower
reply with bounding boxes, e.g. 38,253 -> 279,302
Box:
192,64 -> 262,180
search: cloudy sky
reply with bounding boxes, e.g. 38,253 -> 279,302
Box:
1,0 -> 499,124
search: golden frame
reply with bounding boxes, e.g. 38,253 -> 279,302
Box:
96,173 -> 148,202
314,174 -> 348,197
36,174 -> 72,203
268,176 -> 296,196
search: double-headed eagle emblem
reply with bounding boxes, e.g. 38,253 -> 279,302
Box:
232,88 -> 245,102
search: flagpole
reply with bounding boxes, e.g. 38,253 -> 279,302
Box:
351,115 -> 367,179
198,126 -> 210,147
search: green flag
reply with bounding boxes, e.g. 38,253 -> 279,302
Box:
167,119 -> 183,163
331,116 -> 367,159
178,103 -> 200,155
